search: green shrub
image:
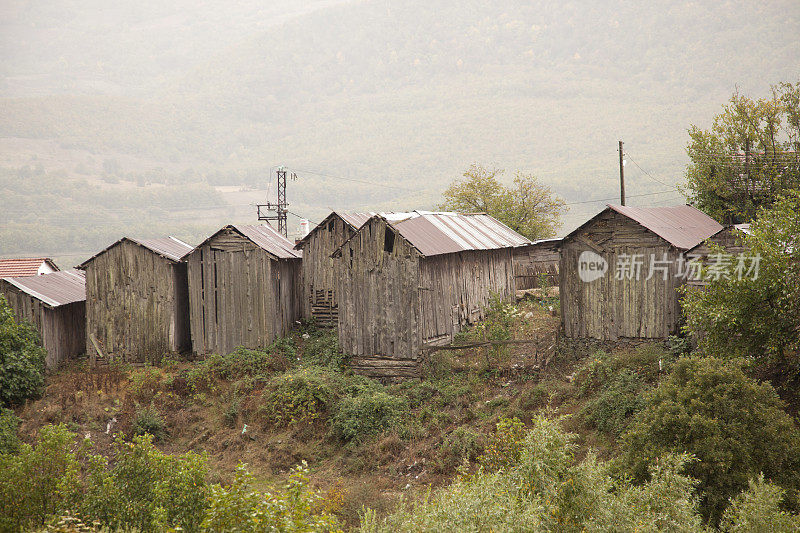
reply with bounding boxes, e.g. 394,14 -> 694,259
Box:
437,427 -> 483,472
82,433 -> 208,533
0,424 -> 84,531
205,344 -> 292,381
620,356 -> 800,524
202,462 -> 339,532
516,382 -> 549,412
128,365 -> 165,403
332,392 -> 407,443
573,343 -> 673,397
0,296 -> 46,407
302,328 -> 347,369
0,408 -> 20,454
477,417 -> 526,473
133,403 -> 167,441
261,367 -> 336,426
582,370 -> 648,436
720,475 -> 800,532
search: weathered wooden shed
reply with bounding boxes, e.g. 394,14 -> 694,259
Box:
334,211 -> 531,377
684,224 -> 751,288
513,237 -> 562,289
79,236 -> 193,362
185,224 -> 302,356
0,270 -> 86,369
294,212 -> 373,325
560,204 -> 721,341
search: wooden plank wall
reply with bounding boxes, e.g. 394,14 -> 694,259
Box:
560,210 -> 683,340
336,218 -> 421,362
85,240 -> 186,362
0,286 -> 85,369
419,248 -> 515,346
186,229 -> 301,356
686,227 -> 749,288
513,241 -> 561,289
299,216 -> 356,325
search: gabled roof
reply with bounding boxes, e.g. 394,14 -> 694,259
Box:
189,224 -> 301,261
1,269 -> 85,308
0,258 -> 59,277
566,204 -> 722,251
335,211 -> 532,258
686,223 -> 751,254
78,236 -> 193,268
294,211 -> 378,249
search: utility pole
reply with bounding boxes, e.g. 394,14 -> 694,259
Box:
257,166 -> 296,237
618,140 -> 626,206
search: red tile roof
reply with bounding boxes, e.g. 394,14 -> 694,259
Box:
0,258 -> 59,278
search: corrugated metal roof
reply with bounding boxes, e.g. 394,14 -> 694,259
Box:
605,204 -> 722,250
0,258 -> 59,277
133,237 -> 193,262
79,236 -> 193,267
2,269 -> 85,308
232,224 -> 302,260
389,212 -> 532,256
294,211 -> 377,249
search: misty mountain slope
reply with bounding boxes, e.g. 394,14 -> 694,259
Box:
0,0 -> 798,254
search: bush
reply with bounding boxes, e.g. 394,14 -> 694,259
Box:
202,462 -> 339,532
0,295 -> 46,407
302,328 -> 347,369
620,356 -> 800,524
720,475 -> 800,532
133,403 -> 167,441
437,427 -> 483,472
573,344 -> 673,397
261,367 -> 336,426
477,417 -> 526,473
0,408 -> 20,454
202,343 -> 293,381
582,369 -> 648,436
332,392 -> 407,443
0,424 -> 84,531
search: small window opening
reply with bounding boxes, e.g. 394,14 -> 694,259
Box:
349,247 -> 354,268
384,228 -> 395,253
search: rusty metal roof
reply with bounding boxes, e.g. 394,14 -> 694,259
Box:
79,236 -> 193,267
294,211 -> 377,249
133,237 -> 193,262
605,204 -> 723,250
389,211 -> 532,257
232,224 -> 302,260
0,258 -> 59,277
2,269 -> 85,308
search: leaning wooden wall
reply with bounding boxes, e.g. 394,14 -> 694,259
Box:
513,241 -> 561,290
300,217 -> 355,324
336,218 -> 421,363
0,286 -> 85,369
186,229 -> 301,356
560,210 -> 683,340
418,248 -> 515,346
85,241 -> 183,361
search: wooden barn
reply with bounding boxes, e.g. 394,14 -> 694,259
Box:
79,236 -> 193,362
294,211 -> 374,325
185,224 -> 302,356
685,224 -> 751,288
0,270 -> 86,369
333,211 -> 531,377
513,237 -> 562,289
560,204 -> 721,341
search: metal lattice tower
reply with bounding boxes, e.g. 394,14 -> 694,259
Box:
257,166 -> 295,237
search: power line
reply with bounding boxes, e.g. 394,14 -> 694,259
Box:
624,152 -> 685,195
286,166 -> 418,192
563,189 -> 680,206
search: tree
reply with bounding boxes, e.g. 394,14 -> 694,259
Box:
440,163 -> 566,240
0,296 -> 46,407
684,81 -> 800,223
681,190 -> 800,374
620,356 -> 800,525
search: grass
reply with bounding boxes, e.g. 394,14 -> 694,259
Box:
9,301 -> 676,529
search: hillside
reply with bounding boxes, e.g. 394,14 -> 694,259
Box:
1,0 -> 799,261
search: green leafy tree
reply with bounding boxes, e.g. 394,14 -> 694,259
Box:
620,356 -> 800,524
440,163 -> 566,240
684,81 -> 800,223
0,295 -> 46,407
720,475 -> 800,533
681,190 -> 800,373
